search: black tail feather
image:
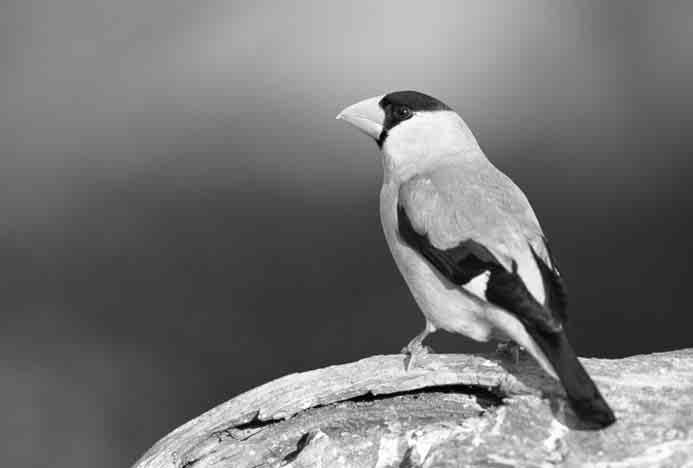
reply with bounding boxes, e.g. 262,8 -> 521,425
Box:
530,330 -> 616,428
395,204 -> 615,428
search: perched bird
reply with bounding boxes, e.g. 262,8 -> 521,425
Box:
337,90 -> 615,428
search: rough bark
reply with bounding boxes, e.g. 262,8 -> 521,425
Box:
133,350 -> 693,468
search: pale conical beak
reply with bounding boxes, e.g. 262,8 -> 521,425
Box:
336,95 -> 385,141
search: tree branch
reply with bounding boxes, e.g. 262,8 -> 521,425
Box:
133,350 -> 693,467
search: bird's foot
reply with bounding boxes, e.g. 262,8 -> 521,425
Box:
401,342 -> 435,372
496,341 -> 523,365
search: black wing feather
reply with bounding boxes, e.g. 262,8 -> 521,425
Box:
397,203 -> 615,428
397,204 -> 561,333
530,241 -> 568,322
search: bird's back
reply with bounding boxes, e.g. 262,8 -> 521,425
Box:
398,157 -> 551,279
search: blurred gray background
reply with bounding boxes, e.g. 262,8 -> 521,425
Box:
1,0 -> 692,466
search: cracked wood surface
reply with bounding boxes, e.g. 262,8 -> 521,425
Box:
133,349 -> 693,468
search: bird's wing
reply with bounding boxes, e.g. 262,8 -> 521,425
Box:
398,163 -> 615,427
397,162 -> 567,330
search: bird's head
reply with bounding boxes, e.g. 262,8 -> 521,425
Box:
337,90 -> 481,177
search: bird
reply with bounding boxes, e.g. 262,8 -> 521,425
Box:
336,90 -> 616,428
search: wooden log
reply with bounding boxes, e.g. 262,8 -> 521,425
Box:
133,350 -> 693,467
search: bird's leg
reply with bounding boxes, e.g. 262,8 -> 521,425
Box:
496,341 -> 524,365
401,322 -> 436,371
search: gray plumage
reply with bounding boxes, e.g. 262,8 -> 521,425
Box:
399,159 -> 555,302
338,90 -> 615,427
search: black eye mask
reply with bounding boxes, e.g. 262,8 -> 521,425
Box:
377,90 -> 452,147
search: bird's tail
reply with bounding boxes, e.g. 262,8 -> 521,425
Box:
530,329 -> 616,428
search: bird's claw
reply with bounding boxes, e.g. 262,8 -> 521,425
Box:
496,341 -> 523,365
401,344 -> 435,371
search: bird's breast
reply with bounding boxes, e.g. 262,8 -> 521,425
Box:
378,183 -> 557,379
379,183 -> 494,342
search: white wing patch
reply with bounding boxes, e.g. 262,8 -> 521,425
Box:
398,164 -> 550,307
463,270 -> 491,301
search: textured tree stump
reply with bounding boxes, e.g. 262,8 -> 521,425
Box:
133,350 -> 693,467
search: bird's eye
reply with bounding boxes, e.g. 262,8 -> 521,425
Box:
394,106 -> 412,120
